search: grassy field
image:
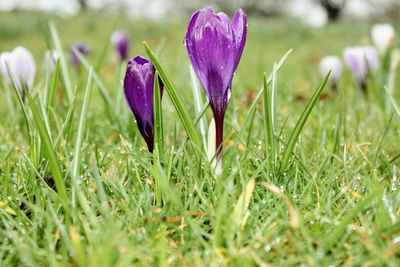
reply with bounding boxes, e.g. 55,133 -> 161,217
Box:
1,11 -> 400,266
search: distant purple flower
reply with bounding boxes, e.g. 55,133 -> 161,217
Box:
0,46 -> 36,95
185,7 -> 247,156
319,56 -> 342,89
70,43 -> 89,68
343,46 -> 379,91
43,50 -> 60,73
110,30 -> 130,62
124,56 -> 163,152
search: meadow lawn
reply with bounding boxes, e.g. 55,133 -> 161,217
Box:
0,11 -> 400,266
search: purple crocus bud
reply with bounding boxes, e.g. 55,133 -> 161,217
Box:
319,56 -> 343,89
43,50 -> 60,73
343,46 -> 379,91
70,42 -> 89,68
0,47 -> 36,95
185,7 -> 247,156
110,30 -> 130,62
124,56 -> 163,152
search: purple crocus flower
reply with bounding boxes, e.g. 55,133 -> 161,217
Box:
124,56 -> 163,152
185,7 -> 247,156
70,42 -> 89,68
343,46 -> 379,91
110,30 -> 130,62
319,56 -> 343,89
0,46 -> 36,95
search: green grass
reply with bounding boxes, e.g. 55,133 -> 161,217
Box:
1,10 -> 400,266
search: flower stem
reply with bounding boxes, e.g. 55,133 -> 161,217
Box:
214,112 -> 224,158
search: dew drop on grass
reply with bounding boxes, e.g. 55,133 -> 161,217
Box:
263,244 -> 271,252
391,165 -> 398,192
392,236 -> 400,244
272,236 -> 281,245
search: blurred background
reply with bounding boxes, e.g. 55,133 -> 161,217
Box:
0,0 -> 399,103
1,0 -> 399,24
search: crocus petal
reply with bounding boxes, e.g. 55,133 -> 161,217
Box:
10,46 -> 36,91
343,47 -> 367,87
124,55 -> 163,152
0,52 -> 12,83
232,8 -> 247,68
363,46 -> 379,72
343,46 -> 379,90
371,23 -> 396,54
111,30 -> 130,61
319,56 -> 342,86
185,7 -> 247,156
185,7 -> 247,117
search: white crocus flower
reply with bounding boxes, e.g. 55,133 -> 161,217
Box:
371,23 -> 396,54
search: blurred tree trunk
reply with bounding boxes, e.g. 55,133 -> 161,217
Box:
78,0 -> 88,10
320,0 -> 346,22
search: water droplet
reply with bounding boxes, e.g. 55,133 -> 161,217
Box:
263,244 -> 271,252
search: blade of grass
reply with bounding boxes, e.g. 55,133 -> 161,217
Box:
152,148 -> 183,209
190,66 -> 207,150
91,152 -> 108,210
261,182 -> 300,228
70,68 -> 93,204
49,22 -> 73,104
173,101 -> 209,166
386,87 -> 400,120
271,62 -> 278,130
71,47 -> 117,127
68,69 -> 98,226
46,59 -> 60,114
223,50 -> 292,173
263,73 -> 275,173
270,63 -> 279,166
280,71 -> 330,172
6,64 -> 31,143
70,69 -> 93,178
95,18 -> 119,71
322,187 -> 382,252
237,50 -> 292,143
23,86 -> 68,205
2,81 -> 16,123
153,72 -> 164,162
54,94 -> 77,149
231,178 -> 255,230
144,42 -> 202,157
